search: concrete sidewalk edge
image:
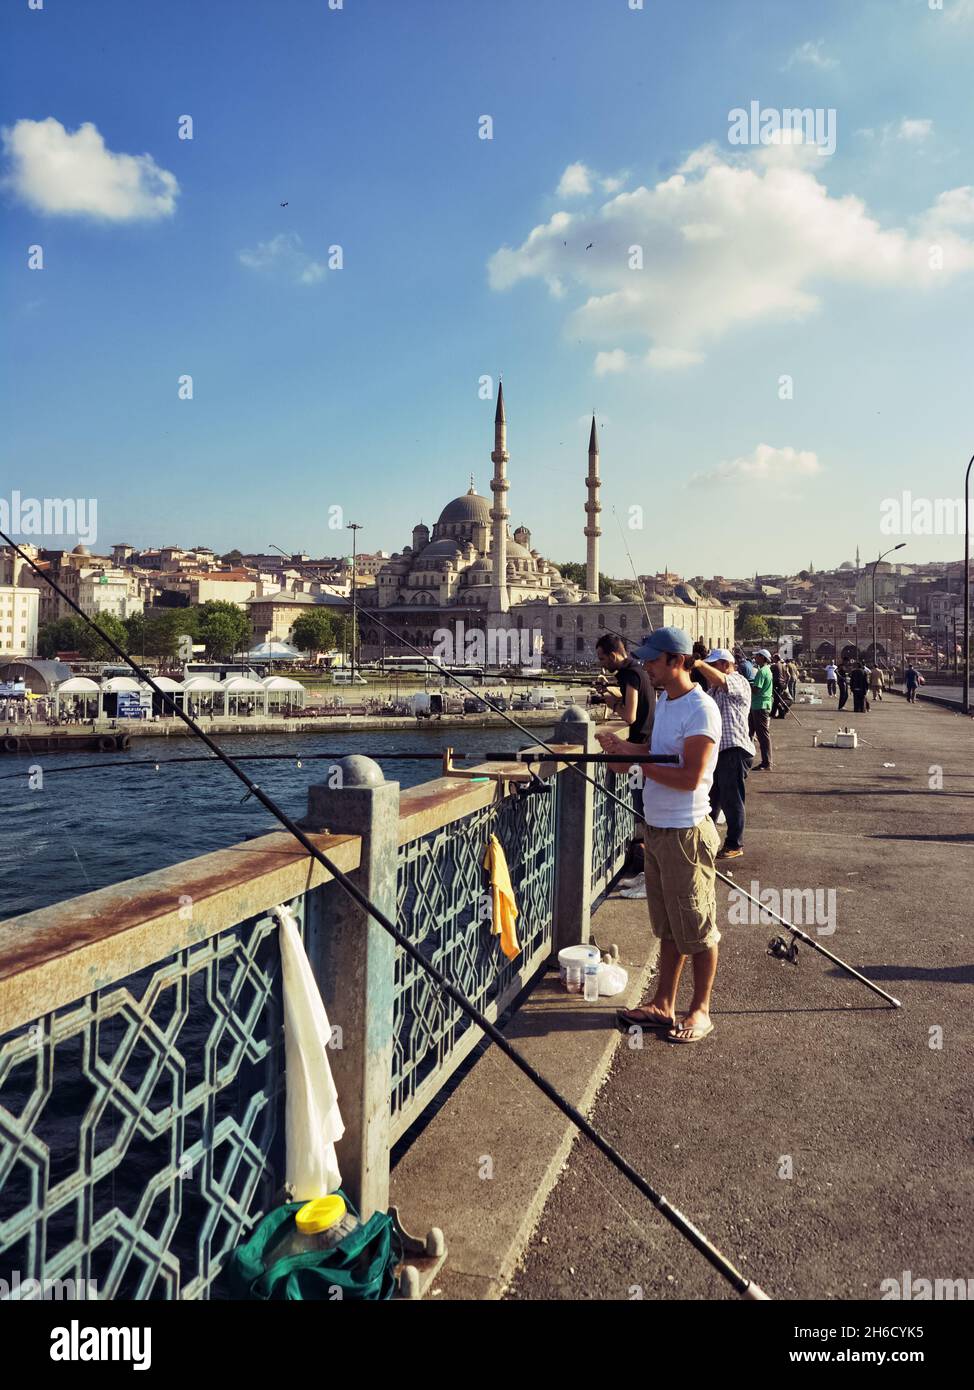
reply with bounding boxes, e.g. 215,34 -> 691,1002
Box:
388,890 -> 658,1300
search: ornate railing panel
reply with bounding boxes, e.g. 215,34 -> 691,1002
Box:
0,898 -> 308,1300
391,785 -> 556,1142
589,759 -> 636,904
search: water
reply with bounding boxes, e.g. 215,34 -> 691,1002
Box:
0,726 -> 556,920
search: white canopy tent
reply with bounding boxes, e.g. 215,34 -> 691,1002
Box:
182,675 -> 226,717
221,675 -> 267,717
262,675 -> 306,713
246,640 -> 301,663
54,676 -> 101,721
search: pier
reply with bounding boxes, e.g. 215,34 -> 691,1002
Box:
0,694 -> 969,1300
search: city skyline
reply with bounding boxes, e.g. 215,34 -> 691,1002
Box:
3,0 -> 974,576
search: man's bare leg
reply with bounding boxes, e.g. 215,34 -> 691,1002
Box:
640,939 -> 687,1022
671,946 -> 719,1038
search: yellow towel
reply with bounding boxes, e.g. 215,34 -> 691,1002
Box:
482,834 -> 521,961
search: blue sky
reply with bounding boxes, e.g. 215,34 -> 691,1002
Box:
3,0 -> 973,578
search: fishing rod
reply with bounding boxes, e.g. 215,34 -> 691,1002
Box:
611,505 -> 654,629
1,531 -> 770,1299
0,749 -> 680,783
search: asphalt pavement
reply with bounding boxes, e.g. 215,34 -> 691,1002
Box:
506,691 -> 974,1301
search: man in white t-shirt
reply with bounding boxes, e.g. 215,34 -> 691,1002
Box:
596,626 -> 722,1045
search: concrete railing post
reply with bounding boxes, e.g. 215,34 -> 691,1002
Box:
300,755 -> 399,1220
551,706 -> 595,955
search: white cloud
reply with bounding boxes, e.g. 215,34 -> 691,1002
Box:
783,39 -> 838,70
858,117 -> 934,144
488,140 -> 974,368
239,233 -> 327,285
1,118 -> 178,220
897,118 -> 933,141
557,162 -> 593,197
690,443 -> 821,487
594,349 -> 628,375
646,346 -> 703,370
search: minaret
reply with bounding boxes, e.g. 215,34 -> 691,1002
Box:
489,382 -> 510,615
585,415 -> 601,597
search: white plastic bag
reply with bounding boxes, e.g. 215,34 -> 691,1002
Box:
597,963 -> 629,997
272,904 -> 344,1200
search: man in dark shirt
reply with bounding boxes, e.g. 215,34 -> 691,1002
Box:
596,633 -> 656,873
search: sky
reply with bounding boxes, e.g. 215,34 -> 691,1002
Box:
2,0 -> 974,579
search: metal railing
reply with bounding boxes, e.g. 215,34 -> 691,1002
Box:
0,712 -> 630,1297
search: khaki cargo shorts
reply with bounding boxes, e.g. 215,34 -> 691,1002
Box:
641,818 -> 721,955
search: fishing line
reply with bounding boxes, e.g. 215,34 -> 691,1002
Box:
2,529 -> 770,1299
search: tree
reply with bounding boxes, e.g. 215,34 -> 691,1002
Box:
77,612 -> 129,661
221,549 -> 244,566
37,617 -> 89,658
196,601 -> 251,658
126,608 -> 197,662
741,615 -> 772,642
291,610 -> 338,656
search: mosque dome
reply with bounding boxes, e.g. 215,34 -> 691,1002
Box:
72,544 -> 91,556
417,538 -> 463,560
437,488 -> 492,526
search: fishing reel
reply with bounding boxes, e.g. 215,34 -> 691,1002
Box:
513,767 -> 553,799
767,934 -> 800,965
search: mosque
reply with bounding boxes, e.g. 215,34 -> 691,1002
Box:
358,385 -> 733,664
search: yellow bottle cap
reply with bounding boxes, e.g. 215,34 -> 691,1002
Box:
295,1194 -> 346,1235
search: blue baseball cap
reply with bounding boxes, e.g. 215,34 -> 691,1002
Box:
632,626 -> 694,661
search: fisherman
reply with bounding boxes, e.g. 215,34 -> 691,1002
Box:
595,632 -> 656,874
596,626 -> 722,1045
748,649 -> 774,769
695,647 -> 755,860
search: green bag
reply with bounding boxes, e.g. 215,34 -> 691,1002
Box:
228,1193 -> 401,1301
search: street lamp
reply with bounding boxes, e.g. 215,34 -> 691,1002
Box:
347,522 -> 363,682
964,452 -> 974,713
871,544 -> 905,670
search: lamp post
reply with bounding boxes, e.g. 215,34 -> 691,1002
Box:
964,452 -> 974,713
871,544 -> 905,669
347,522 -> 363,682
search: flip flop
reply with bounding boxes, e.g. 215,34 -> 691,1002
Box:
666,1019 -> 715,1045
616,1007 -> 676,1030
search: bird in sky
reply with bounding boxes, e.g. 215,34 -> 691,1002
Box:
586,242 -> 593,250
280,201 -> 288,207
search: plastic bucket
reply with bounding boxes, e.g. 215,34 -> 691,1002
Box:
558,945 -> 601,990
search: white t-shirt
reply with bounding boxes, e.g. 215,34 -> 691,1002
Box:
642,685 -> 722,828
825,664 -> 837,680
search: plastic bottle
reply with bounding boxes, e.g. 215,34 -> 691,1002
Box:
267,1194 -> 359,1264
583,959 -> 600,1002
566,962 -> 583,994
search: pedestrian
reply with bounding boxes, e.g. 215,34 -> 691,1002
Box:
837,662 -> 850,711
849,663 -> 869,713
786,657 -> 799,702
904,662 -> 922,704
869,665 -> 885,702
596,632 -> 656,874
696,648 -> 754,860
747,650 -> 774,769
825,660 -> 838,697
770,657 -> 790,720
595,626 -> 723,1045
